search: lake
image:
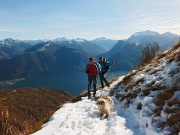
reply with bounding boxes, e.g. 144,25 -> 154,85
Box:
0,71 -> 127,95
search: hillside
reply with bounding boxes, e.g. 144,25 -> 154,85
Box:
31,42 -> 179,135
113,42 -> 180,134
0,88 -> 75,135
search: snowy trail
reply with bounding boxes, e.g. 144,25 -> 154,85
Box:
32,98 -> 133,135
31,77 -> 133,135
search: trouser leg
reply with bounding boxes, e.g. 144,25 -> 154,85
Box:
102,73 -> 110,86
88,82 -> 91,98
88,76 -> 93,98
99,73 -> 104,88
93,75 -> 97,96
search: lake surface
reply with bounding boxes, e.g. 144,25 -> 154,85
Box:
0,71 -> 127,95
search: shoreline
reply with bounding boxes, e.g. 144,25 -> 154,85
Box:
0,78 -> 25,86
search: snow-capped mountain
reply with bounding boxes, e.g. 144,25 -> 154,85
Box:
0,30 -> 179,81
91,37 -> 118,51
127,30 -> 180,50
0,38 -> 33,59
0,38 -> 105,81
31,42 -> 180,135
0,38 -> 32,48
0,40 -> 92,81
23,39 -> 47,45
53,37 -> 106,55
132,30 -> 160,37
53,37 -> 68,43
53,37 -> 87,44
97,30 -> 179,72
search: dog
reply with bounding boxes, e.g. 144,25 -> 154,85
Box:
96,95 -> 114,120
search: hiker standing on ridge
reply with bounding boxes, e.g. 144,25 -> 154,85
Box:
86,57 -> 101,99
98,57 -> 114,89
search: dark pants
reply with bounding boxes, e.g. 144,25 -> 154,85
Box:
88,75 -> 98,98
99,73 -> 110,88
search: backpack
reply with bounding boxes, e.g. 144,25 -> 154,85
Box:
103,58 -> 110,73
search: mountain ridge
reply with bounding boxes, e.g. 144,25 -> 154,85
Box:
0,30 -> 179,82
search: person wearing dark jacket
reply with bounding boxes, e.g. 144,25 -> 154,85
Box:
98,57 -> 114,89
86,57 -> 101,99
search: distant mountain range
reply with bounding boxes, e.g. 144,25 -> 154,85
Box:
0,41 -> 92,80
127,30 -> 179,50
99,30 -> 180,71
0,30 -> 179,81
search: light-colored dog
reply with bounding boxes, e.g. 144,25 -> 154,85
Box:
96,96 -> 114,120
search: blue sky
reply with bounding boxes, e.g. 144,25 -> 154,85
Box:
0,0 -> 180,40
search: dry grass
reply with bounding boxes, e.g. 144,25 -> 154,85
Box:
170,41 -> 180,52
165,97 -> 180,134
154,86 -> 179,134
0,88 -> 76,135
156,88 -> 175,106
142,88 -> 151,96
157,41 -> 180,61
154,107 -> 162,116
122,70 -> 137,85
115,70 -> 139,92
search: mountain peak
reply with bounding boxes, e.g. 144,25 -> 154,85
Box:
72,38 -> 86,43
53,37 -> 68,42
161,32 -> 179,38
133,30 -> 160,37
93,37 -> 108,41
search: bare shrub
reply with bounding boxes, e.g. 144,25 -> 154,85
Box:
137,102 -> 142,110
142,88 -> 151,96
139,42 -> 160,67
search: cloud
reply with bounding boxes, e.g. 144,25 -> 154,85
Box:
48,11 -> 178,30
0,29 -> 19,32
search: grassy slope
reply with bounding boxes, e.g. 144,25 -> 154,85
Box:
0,87 -> 76,135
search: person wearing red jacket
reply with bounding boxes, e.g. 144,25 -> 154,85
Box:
86,57 -> 101,99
